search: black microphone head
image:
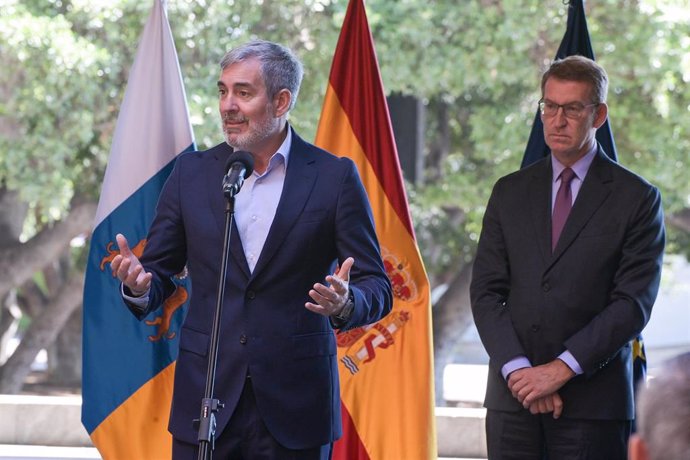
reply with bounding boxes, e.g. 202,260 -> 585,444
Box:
225,151 -> 255,178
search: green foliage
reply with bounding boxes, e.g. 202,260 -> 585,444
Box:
166,0 -> 345,147
0,1 -> 109,223
0,0 -> 687,276
394,0 -> 690,274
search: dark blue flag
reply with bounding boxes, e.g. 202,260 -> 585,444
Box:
520,0 -> 646,430
522,0 -> 617,168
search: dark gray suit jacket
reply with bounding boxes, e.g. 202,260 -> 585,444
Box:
470,147 -> 665,420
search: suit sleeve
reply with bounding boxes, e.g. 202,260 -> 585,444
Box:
564,185 -> 665,375
332,159 -> 393,331
470,179 -> 528,371
123,158 -> 188,320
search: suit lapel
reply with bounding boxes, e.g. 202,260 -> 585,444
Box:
207,142 -> 251,279
528,159 -> 553,266
549,148 -> 613,264
250,131 -> 317,279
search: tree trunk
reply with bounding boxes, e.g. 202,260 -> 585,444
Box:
0,187 -> 26,365
0,293 -> 20,365
426,98 -> 450,182
432,260 -> 475,405
0,270 -> 84,394
0,187 -> 27,248
668,208 -> 690,233
50,307 -> 82,388
0,193 -> 94,393
0,198 -> 96,300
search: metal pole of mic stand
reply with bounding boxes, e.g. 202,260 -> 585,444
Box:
195,193 -> 236,460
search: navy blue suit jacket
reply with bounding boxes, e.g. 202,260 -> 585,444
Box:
128,128 -> 392,448
471,147 -> 665,420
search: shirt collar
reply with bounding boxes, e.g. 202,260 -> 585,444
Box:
270,124 -> 292,170
250,125 -> 292,177
551,143 -> 597,182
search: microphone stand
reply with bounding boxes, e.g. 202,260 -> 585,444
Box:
195,189 -> 237,460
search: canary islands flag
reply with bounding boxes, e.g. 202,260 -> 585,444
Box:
81,1 -> 195,458
315,0 -> 437,458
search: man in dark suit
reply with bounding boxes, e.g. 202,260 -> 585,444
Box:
470,55 -> 665,459
111,40 -> 392,459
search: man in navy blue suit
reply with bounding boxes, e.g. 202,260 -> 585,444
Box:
111,40 -> 392,459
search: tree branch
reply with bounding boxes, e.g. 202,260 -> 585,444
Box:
0,198 -> 96,299
0,269 -> 85,393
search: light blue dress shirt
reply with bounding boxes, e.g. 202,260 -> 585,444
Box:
234,129 -> 291,272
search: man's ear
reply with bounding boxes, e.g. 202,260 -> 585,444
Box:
628,434 -> 650,460
593,102 -> 608,129
273,89 -> 292,118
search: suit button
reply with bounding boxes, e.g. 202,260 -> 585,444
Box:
246,290 -> 255,300
542,283 -> 550,292
239,335 -> 248,345
531,324 -> 540,332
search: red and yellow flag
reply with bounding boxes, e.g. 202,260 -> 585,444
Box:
315,1 -> 436,458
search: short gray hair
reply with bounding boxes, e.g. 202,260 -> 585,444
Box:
219,40 -> 304,111
636,352 -> 690,460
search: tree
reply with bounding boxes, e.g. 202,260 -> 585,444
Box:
365,0 -> 690,402
0,0 -> 688,397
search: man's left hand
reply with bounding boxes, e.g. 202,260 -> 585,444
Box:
305,257 -> 354,317
508,359 -> 575,408
526,392 -> 564,419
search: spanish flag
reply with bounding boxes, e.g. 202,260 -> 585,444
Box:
315,0 -> 436,458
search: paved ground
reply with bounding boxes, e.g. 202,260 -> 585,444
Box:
0,445 -> 99,460
0,444 -> 486,460
0,445 -> 485,460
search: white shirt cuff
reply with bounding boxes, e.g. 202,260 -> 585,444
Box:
121,284 -> 150,311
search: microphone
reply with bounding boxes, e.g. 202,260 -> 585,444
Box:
223,151 -> 254,198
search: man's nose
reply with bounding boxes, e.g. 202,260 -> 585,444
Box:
220,94 -> 238,112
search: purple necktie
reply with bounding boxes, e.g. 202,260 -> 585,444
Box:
552,167 -> 576,252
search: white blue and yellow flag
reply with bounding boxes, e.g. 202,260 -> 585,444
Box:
81,1 -> 194,458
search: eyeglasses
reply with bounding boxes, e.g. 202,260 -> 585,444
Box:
539,99 -> 600,119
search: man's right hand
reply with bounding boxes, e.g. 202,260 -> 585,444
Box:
526,392 -> 563,419
508,360 -> 574,408
111,233 -> 152,296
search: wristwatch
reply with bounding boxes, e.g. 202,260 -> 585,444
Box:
333,290 -> 355,324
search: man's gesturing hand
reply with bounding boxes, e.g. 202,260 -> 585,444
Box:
110,233 -> 152,297
305,257 -> 354,317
